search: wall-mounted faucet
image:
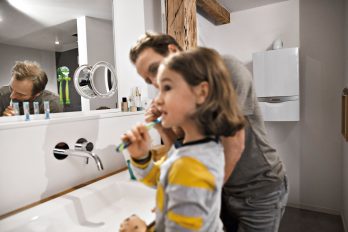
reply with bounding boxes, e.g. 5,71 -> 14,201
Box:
53,138 -> 104,171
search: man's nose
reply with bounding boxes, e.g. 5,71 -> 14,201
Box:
149,76 -> 159,88
152,81 -> 159,89
9,91 -> 17,99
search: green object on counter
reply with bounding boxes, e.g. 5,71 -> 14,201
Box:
127,160 -> 137,180
64,76 -> 71,104
57,77 -> 64,104
57,66 -> 71,105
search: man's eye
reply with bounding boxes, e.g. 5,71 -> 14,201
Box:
145,78 -> 152,85
149,64 -> 159,75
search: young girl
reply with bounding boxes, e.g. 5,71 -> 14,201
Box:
120,47 -> 244,232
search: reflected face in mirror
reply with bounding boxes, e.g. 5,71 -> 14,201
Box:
134,48 -> 165,88
0,0 -> 114,117
10,78 -> 39,102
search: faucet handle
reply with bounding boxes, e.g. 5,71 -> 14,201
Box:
75,138 -> 94,152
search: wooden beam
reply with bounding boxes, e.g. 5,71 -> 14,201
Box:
196,0 -> 230,25
166,0 -> 197,50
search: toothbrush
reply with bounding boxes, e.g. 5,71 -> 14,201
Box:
116,117 -> 162,152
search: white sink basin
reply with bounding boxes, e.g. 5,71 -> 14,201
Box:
0,171 -> 156,232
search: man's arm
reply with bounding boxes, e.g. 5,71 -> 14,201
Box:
0,88 -> 14,116
154,126 -> 178,149
221,129 -> 245,183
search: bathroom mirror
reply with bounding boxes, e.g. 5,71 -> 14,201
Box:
74,61 -> 117,99
0,0 -> 114,117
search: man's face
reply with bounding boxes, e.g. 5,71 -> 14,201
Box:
134,48 -> 166,88
10,78 -> 36,101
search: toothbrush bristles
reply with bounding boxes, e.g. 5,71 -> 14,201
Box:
116,117 -> 162,153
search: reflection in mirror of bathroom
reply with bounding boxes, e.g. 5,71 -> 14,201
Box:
73,61 -> 118,101
0,0 -> 114,115
94,66 -> 113,94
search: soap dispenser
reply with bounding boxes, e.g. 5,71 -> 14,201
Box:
121,97 -> 128,112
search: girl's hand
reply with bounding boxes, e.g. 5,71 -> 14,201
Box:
121,123 -> 152,159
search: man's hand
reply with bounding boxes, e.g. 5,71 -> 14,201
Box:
2,106 -> 15,116
221,129 -> 245,183
144,100 -> 177,149
144,99 -> 162,123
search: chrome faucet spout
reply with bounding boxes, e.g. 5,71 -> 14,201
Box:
89,152 -> 104,171
53,148 -> 104,171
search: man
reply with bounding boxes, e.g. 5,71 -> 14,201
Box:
129,33 -> 288,232
0,60 -> 63,116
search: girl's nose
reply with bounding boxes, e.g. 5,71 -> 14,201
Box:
154,93 -> 163,106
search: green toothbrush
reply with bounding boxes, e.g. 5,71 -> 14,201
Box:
116,117 -> 162,152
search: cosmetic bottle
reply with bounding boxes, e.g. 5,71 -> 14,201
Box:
129,95 -> 137,112
121,97 -> 128,112
12,102 -> 20,116
130,105 -> 137,112
44,101 -> 50,119
135,87 -> 142,111
23,102 -> 30,121
33,102 -> 40,115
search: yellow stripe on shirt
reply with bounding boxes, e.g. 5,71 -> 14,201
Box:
140,164 -> 161,187
135,153 -> 168,187
156,183 -> 165,212
167,210 -> 203,231
168,156 -> 216,191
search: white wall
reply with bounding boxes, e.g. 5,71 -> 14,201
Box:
144,0 -> 162,33
299,0 -> 344,213
198,0 -> 344,214
0,112 -> 149,216
144,0 -> 163,99
113,0 -> 149,106
0,43 -> 58,93
198,0 -> 299,64
343,0 -> 348,228
77,16 -> 116,111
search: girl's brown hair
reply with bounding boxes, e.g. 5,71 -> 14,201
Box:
162,47 -> 245,137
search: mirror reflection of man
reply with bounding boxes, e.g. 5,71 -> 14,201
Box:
0,60 -> 63,116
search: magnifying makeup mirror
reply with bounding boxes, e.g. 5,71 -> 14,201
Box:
74,61 -> 117,99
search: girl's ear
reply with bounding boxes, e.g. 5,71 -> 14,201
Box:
194,81 -> 209,104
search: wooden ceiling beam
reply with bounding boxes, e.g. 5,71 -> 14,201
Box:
196,0 -> 230,25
